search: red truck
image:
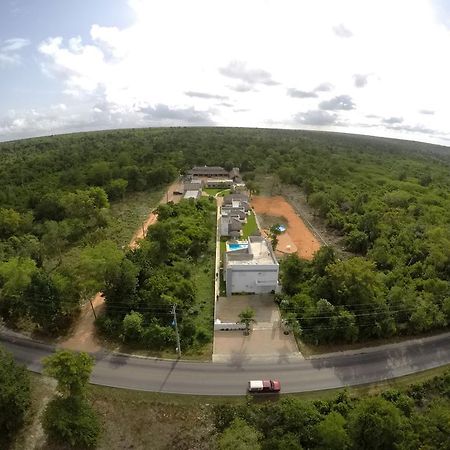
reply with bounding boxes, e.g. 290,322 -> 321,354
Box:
248,379 -> 281,393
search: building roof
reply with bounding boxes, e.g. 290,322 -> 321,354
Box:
183,190 -> 201,199
223,193 -> 249,204
188,166 -> 229,175
227,237 -> 278,267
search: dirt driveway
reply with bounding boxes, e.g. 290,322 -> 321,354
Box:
252,195 -> 321,260
213,295 -> 302,363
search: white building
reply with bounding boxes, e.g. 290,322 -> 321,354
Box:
224,236 -> 279,296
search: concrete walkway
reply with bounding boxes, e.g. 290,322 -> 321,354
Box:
213,294 -> 302,362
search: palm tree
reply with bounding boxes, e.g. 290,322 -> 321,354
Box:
282,312 -> 301,336
238,307 -> 256,335
268,224 -> 283,251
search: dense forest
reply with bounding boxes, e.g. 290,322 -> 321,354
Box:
1,127 -> 450,348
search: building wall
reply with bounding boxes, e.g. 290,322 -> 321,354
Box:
206,179 -> 233,188
226,265 -> 279,296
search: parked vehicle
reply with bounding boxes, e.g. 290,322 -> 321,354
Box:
248,379 -> 281,393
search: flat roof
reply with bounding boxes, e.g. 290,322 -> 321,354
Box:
184,190 -> 200,199
227,238 -> 277,266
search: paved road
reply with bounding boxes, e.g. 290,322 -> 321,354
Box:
2,332 -> 449,395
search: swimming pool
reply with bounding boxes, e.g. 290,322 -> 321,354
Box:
227,242 -> 249,251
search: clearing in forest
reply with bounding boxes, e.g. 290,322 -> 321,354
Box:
252,195 -> 321,260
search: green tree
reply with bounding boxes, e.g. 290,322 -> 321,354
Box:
121,311 -> 144,343
0,256 -> 37,322
106,178 -> 128,200
69,241 -> 123,312
315,412 -> 349,450
280,254 -> 311,296
268,224 -> 282,251
345,229 -> 369,254
312,246 -> 336,276
218,418 -> 262,450
0,346 -> 31,446
238,307 -> 256,335
0,208 -> 22,239
282,312 -> 301,336
275,398 -> 322,448
42,396 -> 100,449
347,397 -> 404,450
43,350 -> 94,398
42,350 -> 100,448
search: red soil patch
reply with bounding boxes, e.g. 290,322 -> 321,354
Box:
252,195 -> 321,260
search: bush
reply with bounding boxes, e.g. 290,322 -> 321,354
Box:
143,320 -> 176,350
43,396 -> 100,449
95,315 -> 121,338
196,326 -> 211,344
121,311 -> 144,343
0,346 -> 31,446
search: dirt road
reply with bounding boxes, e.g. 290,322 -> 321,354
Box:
60,180 -> 183,352
252,195 -> 321,260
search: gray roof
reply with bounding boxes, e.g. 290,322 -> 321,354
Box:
188,166 -> 229,175
184,190 -> 201,199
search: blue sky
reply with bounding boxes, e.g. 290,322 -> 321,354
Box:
1,0 -> 450,145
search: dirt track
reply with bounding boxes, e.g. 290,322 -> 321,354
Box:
252,195 -> 321,260
60,181 -> 182,352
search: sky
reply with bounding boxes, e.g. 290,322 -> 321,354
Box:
1,0 -> 450,145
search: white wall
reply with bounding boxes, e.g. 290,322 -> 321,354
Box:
227,265 -> 279,295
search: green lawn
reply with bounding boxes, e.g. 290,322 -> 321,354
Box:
242,210 -> 259,238
204,188 -> 231,196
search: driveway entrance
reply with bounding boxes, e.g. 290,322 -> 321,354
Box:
213,294 -> 302,363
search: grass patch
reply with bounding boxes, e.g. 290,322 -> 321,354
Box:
11,372 -> 56,450
220,240 -> 226,258
242,210 -> 259,238
88,384 -> 216,450
106,188 -> 167,247
204,188 -> 231,196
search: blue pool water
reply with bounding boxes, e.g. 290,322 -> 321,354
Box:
227,243 -> 248,251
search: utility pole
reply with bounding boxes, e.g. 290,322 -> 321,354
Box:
89,297 -> 97,319
172,304 -> 181,358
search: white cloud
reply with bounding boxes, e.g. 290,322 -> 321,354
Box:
0,37 -> 30,67
1,0 -> 449,145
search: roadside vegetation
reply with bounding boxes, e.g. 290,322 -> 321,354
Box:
97,197 -> 216,354
1,127 -> 450,348
214,369 -> 450,450
4,343 -> 449,449
0,346 -> 31,449
42,350 -> 100,449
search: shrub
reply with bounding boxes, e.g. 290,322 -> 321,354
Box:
0,346 -> 31,445
43,396 -> 100,449
143,320 -> 176,350
196,326 -> 211,344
